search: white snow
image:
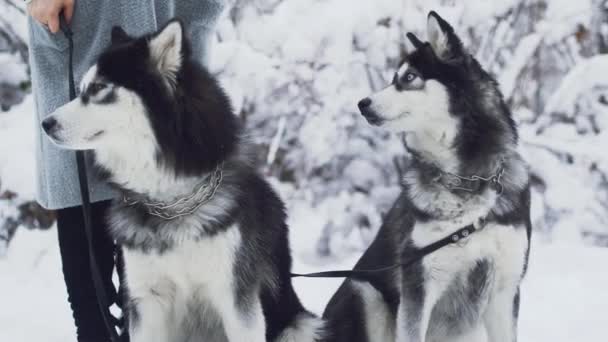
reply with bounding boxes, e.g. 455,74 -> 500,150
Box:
0,96 -> 36,198
0,228 -> 75,342
0,53 -> 28,86
543,55 -> 608,115
0,1 -> 29,42
499,33 -> 542,99
518,241 -> 608,342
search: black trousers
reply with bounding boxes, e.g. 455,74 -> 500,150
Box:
56,200 -> 121,342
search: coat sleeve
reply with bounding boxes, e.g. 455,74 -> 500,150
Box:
174,0 -> 227,66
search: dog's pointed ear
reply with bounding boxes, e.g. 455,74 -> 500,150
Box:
149,20 -> 184,79
111,26 -> 131,44
406,32 -> 425,50
427,11 -> 464,60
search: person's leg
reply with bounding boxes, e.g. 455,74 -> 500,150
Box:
56,200 -> 117,342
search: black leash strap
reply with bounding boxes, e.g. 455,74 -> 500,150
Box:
291,224 -> 477,280
60,18 -> 120,342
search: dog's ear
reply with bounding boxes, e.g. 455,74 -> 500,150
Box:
111,26 -> 131,44
427,11 -> 464,60
148,20 -> 184,83
406,32 -> 425,50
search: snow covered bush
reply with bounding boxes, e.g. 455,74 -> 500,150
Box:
0,0 -> 28,111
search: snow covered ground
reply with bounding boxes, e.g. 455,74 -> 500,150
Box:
1,223 -> 607,341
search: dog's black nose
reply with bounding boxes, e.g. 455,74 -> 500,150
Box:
357,98 -> 382,125
358,98 -> 372,110
42,117 -> 58,134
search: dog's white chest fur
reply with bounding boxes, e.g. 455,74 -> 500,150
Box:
404,218 -> 528,342
122,226 -> 243,342
124,226 -> 240,293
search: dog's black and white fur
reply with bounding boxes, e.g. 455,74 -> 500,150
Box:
322,12 -> 531,342
42,21 -> 322,342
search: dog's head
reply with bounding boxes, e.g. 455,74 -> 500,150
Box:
358,11 -> 516,164
42,20 -> 239,177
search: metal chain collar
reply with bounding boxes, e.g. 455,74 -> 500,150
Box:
122,163 -> 224,220
435,164 -> 505,195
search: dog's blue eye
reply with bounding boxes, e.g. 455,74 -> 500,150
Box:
405,72 -> 417,82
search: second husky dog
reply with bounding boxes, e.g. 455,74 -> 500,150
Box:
322,11 -> 531,342
42,21 -> 322,342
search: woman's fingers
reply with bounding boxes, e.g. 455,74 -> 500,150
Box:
26,0 -> 75,33
63,0 -> 75,24
47,14 -> 60,33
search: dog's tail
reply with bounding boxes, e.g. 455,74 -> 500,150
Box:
276,312 -> 325,342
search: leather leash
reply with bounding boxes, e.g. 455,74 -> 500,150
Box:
60,17 -> 121,342
291,221 -> 483,280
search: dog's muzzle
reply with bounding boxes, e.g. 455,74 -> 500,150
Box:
358,98 -> 383,125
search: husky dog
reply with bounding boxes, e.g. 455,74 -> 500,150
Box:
42,21 -> 322,342
322,11 -> 531,342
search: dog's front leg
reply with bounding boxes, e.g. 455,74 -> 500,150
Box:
396,281 -> 443,342
213,288 -> 266,342
483,287 -> 519,342
128,296 -> 171,342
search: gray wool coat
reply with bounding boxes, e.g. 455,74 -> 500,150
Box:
29,0 -> 226,210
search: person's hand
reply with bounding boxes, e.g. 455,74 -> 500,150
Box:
27,0 -> 75,34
